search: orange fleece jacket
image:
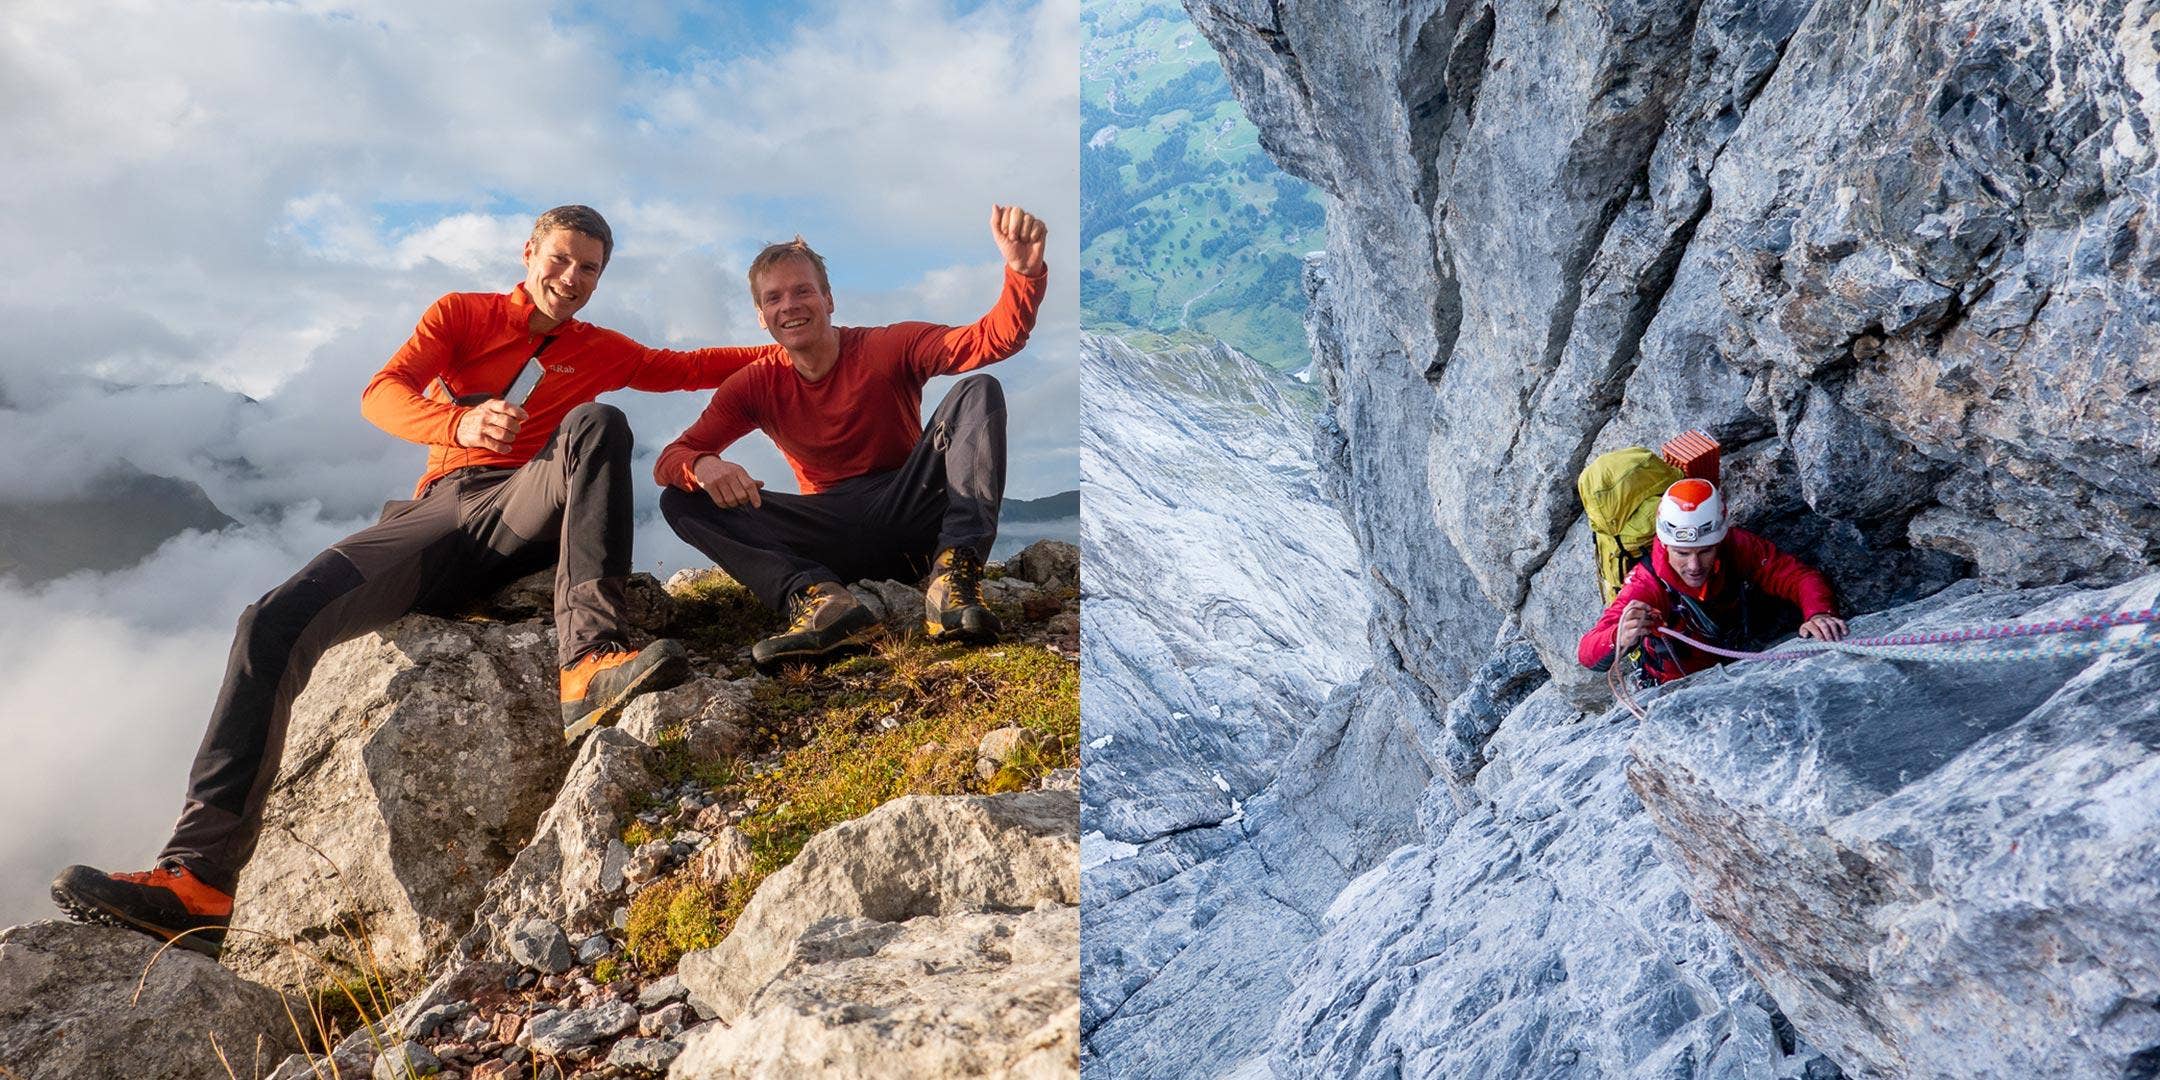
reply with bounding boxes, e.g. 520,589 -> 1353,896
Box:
655,266 -> 1046,495
362,284 -> 765,497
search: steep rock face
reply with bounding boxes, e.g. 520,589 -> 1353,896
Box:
1631,573 -> 2160,1077
1088,0 -> 2160,1075
0,921 -> 300,1080
225,615 -> 573,990
1270,680 -> 1838,1079
1081,334 -> 1437,1076
1187,0 -> 2159,689
1080,333 -> 1371,843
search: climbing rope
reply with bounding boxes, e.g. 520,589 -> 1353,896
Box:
1609,604 -> 2160,720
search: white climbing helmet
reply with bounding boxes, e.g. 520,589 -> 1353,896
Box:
1656,478 -> 1728,549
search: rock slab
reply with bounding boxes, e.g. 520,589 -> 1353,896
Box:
0,921 -> 301,1080
1632,574 -> 2160,1077
226,614 -> 573,990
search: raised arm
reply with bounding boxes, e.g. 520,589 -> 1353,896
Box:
893,206 -> 1051,381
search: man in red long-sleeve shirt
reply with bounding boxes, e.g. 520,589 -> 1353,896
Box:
657,205 -> 1049,671
1579,479 -> 1848,684
53,206 -> 764,957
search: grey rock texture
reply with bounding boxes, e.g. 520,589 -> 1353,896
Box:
527,999 -> 637,1054
459,728 -> 657,961
1077,0 -> 2160,1075
669,907 -> 1079,1080
678,790 -> 1078,1025
1632,573 -> 2160,1077
226,614 -> 573,990
374,1039 -> 443,1079
1080,335 -> 1373,847
467,568 -> 677,635
1010,538 -> 1082,589
1083,333 -> 1437,1077
506,918 -> 572,974
615,675 -> 751,762
0,920 -> 301,1080
1265,680 -> 1838,1078
1188,0 -> 2158,679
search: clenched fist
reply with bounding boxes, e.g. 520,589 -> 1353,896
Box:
990,205 -> 1048,277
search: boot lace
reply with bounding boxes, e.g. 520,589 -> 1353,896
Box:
786,588 -> 826,633
946,552 -> 985,607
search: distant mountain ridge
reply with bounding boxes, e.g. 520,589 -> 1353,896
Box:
0,465 -> 234,582
1005,490 -> 1079,522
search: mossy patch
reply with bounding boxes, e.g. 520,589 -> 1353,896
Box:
667,572 -> 782,658
618,637 -> 1078,974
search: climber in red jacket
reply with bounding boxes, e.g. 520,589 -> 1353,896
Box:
1579,479 -> 1847,684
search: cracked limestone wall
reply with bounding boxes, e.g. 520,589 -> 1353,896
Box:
1068,0 -> 2160,1076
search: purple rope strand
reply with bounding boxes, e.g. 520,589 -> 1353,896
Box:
1654,606 -> 2160,663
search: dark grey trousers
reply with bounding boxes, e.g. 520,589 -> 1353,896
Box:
660,374 -> 1006,610
161,402 -> 638,893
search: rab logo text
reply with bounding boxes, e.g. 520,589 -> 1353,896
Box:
546,365 -> 577,374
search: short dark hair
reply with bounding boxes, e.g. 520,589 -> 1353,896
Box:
747,237 -> 830,301
530,205 -> 613,267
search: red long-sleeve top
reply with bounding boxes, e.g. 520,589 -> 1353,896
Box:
362,284 -> 765,497
1577,528 -> 1837,681
655,266 -> 1046,494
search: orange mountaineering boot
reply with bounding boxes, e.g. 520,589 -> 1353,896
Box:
560,639 -> 691,744
51,862 -> 233,958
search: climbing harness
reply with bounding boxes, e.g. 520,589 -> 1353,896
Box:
1610,605 -> 2160,720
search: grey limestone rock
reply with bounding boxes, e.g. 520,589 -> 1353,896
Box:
615,675 -> 751,762
224,613 -> 574,991
1631,573 -> 2160,1077
669,907 -> 1078,1080
459,727 -> 660,961
678,790 -> 1078,1024
1088,0 -> 2160,1073
506,917 -> 572,974
0,920 -> 302,1080
1010,538 -> 1081,589
846,578 -> 929,630
374,1039 -> 443,1079
526,998 -> 637,1054
470,568 -> 677,635
1081,332 -> 1435,1077
693,826 -> 753,884
610,1035 -> 683,1070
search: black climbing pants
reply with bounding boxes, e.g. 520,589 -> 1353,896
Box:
660,374 -> 1006,610
161,402 -> 638,893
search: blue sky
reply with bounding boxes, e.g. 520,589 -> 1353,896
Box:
0,0 -> 1078,925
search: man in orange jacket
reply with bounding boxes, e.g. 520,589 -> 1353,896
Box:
52,205 -> 764,957
657,206 -> 1048,670
1579,478 -> 1848,684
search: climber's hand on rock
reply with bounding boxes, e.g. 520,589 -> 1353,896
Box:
1798,614 -> 1848,642
1615,600 -> 1663,652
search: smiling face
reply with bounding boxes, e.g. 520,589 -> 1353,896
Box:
1668,544 -> 1718,589
753,254 -> 836,351
521,228 -> 607,328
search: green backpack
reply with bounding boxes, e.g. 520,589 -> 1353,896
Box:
1577,447 -> 1684,605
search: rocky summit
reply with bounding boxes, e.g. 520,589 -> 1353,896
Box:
1081,0 -> 2160,1075
1,544 -> 1081,1079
